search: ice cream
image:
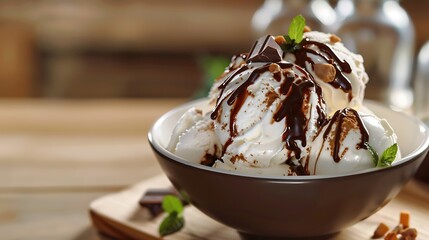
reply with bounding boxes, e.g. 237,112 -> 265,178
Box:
167,108 -> 221,166
284,31 -> 369,115
167,28 -> 399,176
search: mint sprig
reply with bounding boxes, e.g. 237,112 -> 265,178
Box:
379,143 -> 398,167
365,143 -> 398,167
287,15 -> 306,44
280,15 -> 306,53
159,195 -> 185,237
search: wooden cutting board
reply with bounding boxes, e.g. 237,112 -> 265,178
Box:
89,175 -> 429,239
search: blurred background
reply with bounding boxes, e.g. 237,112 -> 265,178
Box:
0,0 -> 428,101
2,2 -> 429,239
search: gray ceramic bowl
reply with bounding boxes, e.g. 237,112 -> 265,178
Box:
148,99 -> 429,239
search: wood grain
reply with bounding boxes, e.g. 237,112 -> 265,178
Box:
0,192 -> 103,240
0,99 -> 184,240
0,99 -> 184,189
90,175 -> 429,240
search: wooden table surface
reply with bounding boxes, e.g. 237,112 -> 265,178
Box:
1,98 -> 428,240
0,98 -> 186,240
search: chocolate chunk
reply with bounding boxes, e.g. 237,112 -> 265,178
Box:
247,35 -> 283,63
139,188 -> 177,217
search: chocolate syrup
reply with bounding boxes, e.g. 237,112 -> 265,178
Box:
212,61 -> 326,165
273,64 -> 326,160
208,35 -> 362,175
322,108 -> 369,163
213,64 -> 272,140
211,65 -> 249,120
286,158 -> 308,176
275,80 -> 312,159
292,39 -> 353,101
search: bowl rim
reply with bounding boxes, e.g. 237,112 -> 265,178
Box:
148,98 -> 429,181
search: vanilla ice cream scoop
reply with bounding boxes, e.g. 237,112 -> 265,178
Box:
167,28 -> 399,176
284,31 -> 368,115
208,37 -> 326,176
308,108 -> 400,175
168,108 -> 221,166
209,54 -> 247,106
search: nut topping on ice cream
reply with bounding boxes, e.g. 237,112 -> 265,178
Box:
329,34 -> 342,43
284,31 -> 368,115
168,15 -> 399,176
314,63 -> 336,83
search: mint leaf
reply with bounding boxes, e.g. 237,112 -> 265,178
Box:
378,143 -> 398,167
280,15 -> 306,53
159,195 -> 185,237
159,212 -> 185,237
287,15 -> 306,44
366,142 -> 398,168
365,142 -> 379,166
162,195 -> 184,214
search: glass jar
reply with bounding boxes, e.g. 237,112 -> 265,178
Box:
251,0 -> 336,37
333,0 -> 415,111
413,41 -> 429,183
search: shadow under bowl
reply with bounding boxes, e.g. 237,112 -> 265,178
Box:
148,99 -> 429,239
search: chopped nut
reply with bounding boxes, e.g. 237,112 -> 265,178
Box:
400,228 -> 418,240
304,25 -> 312,33
400,211 -> 410,228
330,34 -> 342,43
269,63 -> 281,73
384,232 -> 398,240
274,35 -> 286,45
391,224 -> 404,235
373,223 -> 390,239
373,211 -> 418,240
314,63 -> 336,82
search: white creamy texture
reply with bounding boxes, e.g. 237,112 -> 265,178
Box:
209,54 -> 247,106
309,112 -> 400,175
212,63 -> 324,176
284,31 -> 369,116
167,32 -> 400,176
168,108 -> 221,164
167,107 -> 203,152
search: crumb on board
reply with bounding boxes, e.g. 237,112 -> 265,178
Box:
371,211 -> 417,240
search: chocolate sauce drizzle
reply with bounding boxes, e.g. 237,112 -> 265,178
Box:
211,61 -> 326,164
211,65 -> 249,120
208,35 -> 360,175
200,145 -> 219,167
291,39 -> 353,101
273,65 -> 326,160
226,53 -> 247,72
285,159 -> 308,176
322,108 -> 369,163
211,64 -> 272,153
